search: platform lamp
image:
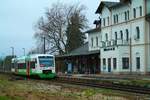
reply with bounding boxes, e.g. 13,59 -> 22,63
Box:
10,47 -> 14,72
10,47 -> 14,58
22,48 -> 25,56
42,35 -> 46,54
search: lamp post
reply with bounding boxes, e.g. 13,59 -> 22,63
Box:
43,36 -> 46,54
10,47 -> 15,72
10,47 -> 14,58
22,48 -> 25,56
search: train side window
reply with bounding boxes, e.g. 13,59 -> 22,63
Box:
18,63 -> 26,69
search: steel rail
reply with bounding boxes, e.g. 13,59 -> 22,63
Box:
3,73 -> 150,95
55,77 -> 150,95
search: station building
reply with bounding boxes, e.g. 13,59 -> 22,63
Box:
55,42 -> 100,74
56,0 -> 150,75
94,0 -> 150,74
55,20 -> 101,74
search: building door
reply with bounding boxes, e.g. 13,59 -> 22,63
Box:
108,58 -> 111,72
67,63 -> 72,74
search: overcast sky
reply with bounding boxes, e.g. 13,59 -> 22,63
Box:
0,0 -> 117,57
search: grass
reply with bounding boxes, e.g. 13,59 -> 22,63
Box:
0,74 -> 150,100
0,96 -> 23,100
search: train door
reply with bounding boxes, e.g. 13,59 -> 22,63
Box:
14,61 -> 18,74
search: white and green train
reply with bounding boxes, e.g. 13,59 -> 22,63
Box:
11,54 -> 56,79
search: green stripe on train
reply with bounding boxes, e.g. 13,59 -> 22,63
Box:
17,69 -> 56,78
38,73 -> 56,78
17,69 -> 26,75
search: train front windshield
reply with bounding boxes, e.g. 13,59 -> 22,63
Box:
38,56 -> 54,67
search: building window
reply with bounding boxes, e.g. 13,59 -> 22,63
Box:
127,10 -> 129,20
103,58 -> 106,66
126,29 -> 129,41
116,15 -> 118,23
96,37 -> 98,47
140,6 -> 142,16
115,32 -> 117,40
136,26 -> 140,39
107,17 -> 109,25
108,58 -> 111,70
113,58 -> 117,70
114,15 -> 116,24
91,37 -> 93,47
122,57 -> 129,69
105,33 -> 108,41
120,30 -> 123,40
136,57 -> 140,69
114,32 -> 117,45
103,18 -> 105,26
133,8 -> 136,18
125,11 -> 127,21
18,63 -> 26,69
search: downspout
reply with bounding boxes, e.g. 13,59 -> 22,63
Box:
99,19 -> 101,74
109,8 -> 113,72
145,0 -> 150,74
99,14 -> 102,74
129,2 -> 132,74
149,19 -> 150,73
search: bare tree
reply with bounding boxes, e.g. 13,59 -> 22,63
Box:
34,3 -> 88,55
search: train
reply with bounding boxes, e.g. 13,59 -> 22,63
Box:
11,54 -> 56,79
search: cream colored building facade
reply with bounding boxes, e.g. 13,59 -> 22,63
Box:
93,0 -> 150,74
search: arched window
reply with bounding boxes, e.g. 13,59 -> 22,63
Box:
120,31 -> 123,40
115,32 -> 117,45
133,8 -> 136,18
115,32 -> 117,40
125,12 -> 127,21
116,15 -> 119,23
91,37 -> 94,47
140,6 -> 142,16
127,10 -> 129,20
96,37 -> 98,46
103,18 -> 105,26
136,57 -> 140,69
114,15 -> 116,24
136,26 -> 140,39
105,33 -> 108,41
107,17 -> 109,25
126,29 -> 129,41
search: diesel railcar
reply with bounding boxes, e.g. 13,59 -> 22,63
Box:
11,54 -> 56,78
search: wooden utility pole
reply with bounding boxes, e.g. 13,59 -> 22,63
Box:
44,37 -> 46,54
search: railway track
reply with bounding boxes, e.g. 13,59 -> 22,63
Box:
55,76 -> 150,95
3,73 -> 150,95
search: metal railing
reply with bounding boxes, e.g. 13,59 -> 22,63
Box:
101,39 -> 130,48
